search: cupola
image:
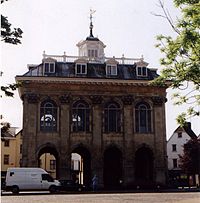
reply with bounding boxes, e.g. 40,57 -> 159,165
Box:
76,10 -> 106,62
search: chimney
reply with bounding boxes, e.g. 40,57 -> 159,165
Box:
185,122 -> 191,129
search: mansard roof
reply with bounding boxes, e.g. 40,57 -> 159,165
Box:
22,60 -> 159,80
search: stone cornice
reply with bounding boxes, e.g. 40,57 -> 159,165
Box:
16,76 -> 167,87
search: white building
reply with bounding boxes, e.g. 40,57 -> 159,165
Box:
167,122 -> 197,186
167,122 -> 197,170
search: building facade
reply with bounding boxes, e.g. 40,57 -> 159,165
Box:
167,122 -> 197,186
16,17 -> 168,189
1,128 -> 22,182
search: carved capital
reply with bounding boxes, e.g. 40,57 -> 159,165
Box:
121,95 -> 134,105
151,96 -> 165,106
22,93 -> 39,103
90,95 -> 102,104
59,94 -> 71,104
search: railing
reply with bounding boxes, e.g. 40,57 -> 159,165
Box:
42,51 -> 143,65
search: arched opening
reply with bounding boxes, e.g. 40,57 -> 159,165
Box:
103,147 -> 122,189
135,147 -> 154,186
38,146 -> 59,179
71,146 -> 91,188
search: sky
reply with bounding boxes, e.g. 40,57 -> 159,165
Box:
1,0 -> 199,139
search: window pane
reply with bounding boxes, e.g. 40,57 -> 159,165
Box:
135,103 -> 151,133
40,100 -> 57,132
77,64 -> 81,73
111,66 -> 117,75
45,63 -> 49,73
82,65 -> 86,74
104,102 -> 121,132
95,50 -> 98,57
137,67 -> 142,75
72,101 -> 90,132
4,155 -> 9,165
142,67 -> 147,76
50,63 -> 54,72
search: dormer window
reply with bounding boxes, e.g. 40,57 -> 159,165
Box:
76,63 -> 87,75
44,62 -> 55,73
106,64 -> 117,76
137,66 -> 147,77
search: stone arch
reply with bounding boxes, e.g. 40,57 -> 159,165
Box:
135,146 -> 154,186
103,145 -> 123,189
36,143 -> 60,178
70,144 -> 91,188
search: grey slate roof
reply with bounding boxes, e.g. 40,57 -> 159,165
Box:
23,62 -> 159,80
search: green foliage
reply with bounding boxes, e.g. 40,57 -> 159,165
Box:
1,122 -> 11,138
1,15 -> 23,45
153,0 -> 200,125
179,138 -> 200,174
1,83 -> 21,97
1,0 -> 23,97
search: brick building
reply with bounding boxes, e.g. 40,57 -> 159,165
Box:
16,15 -> 168,189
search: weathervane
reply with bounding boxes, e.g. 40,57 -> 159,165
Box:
89,9 -> 96,37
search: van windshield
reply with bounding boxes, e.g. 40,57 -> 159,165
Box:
42,174 -> 54,182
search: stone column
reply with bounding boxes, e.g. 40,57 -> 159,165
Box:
152,96 -> 167,185
58,94 -> 71,179
21,93 -> 39,167
90,95 -> 103,188
122,95 -> 135,187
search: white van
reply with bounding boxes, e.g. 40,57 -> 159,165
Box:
5,167 -> 60,194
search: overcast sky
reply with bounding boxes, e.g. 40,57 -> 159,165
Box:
1,0 -> 199,138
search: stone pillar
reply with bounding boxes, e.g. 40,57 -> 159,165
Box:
152,96 -> 167,185
58,94 -> 71,179
122,95 -> 135,187
21,93 -> 39,167
90,95 -> 103,188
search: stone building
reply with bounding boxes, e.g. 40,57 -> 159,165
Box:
16,15 -> 168,189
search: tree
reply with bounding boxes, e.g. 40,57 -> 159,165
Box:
1,0 -> 23,97
179,138 -> 200,175
1,122 -> 11,140
153,0 -> 200,125
1,0 -> 23,45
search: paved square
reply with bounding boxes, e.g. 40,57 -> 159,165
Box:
1,192 -> 200,203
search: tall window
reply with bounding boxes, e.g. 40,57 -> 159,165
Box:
88,49 -> 98,58
4,140 -> 9,147
44,62 -> 55,74
104,102 -> 121,132
76,64 -> 87,75
40,100 -> 57,132
178,132 -> 182,138
72,101 -> 90,132
172,144 -> 177,152
4,154 -> 9,165
137,66 -> 147,77
106,65 -> 117,76
135,102 -> 151,133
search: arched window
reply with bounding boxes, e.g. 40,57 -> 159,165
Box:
72,101 -> 90,132
104,102 -> 121,133
135,102 -> 151,133
40,100 -> 57,132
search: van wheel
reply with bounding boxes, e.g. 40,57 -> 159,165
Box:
12,186 -> 19,194
49,185 -> 57,194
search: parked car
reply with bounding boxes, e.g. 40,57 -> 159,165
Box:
59,180 -> 85,192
